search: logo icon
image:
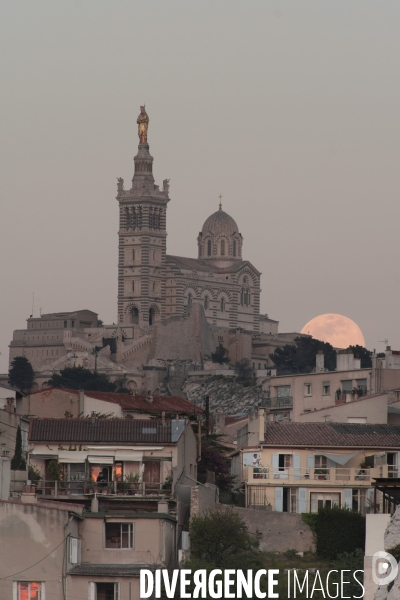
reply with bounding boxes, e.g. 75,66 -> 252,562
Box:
372,551 -> 398,586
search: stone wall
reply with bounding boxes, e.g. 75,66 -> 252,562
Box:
231,506 -> 315,553
152,304 -> 214,362
190,483 -> 219,519
183,376 -> 267,415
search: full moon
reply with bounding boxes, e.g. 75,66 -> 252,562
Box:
301,313 -> 365,349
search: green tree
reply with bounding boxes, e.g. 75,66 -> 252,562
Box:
211,344 -> 229,364
233,358 -> 254,385
188,508 -> 262,569
346,345 -> 372,368
11,426 -> 26,471
46,366 -> 117,392
197,435 -> 234,491
270,336 -> 336,374
8,356 -> 34,391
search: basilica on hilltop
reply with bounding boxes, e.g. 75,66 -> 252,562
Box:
8,108 -> 289,393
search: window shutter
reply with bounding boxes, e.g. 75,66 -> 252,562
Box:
298,488 -> 307,513
272,454 -> 279,468
274,487 -> 283,512
306,455 -> 315,469
293,454 -> 301,479
344,488 -> 352,509
69,538 -> 78,564
89,582 -> 96,600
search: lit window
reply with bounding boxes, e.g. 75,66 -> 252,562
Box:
105,522 -> 135,549
16,582 -> 43,600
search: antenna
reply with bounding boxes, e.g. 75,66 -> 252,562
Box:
379,339 -> 389,348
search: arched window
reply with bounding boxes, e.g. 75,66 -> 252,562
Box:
132,208 -> 137,229
153,211 -> 157,229
132,280 -> 135,292
132,249 -> 135,262
130,307 -> 139,324
187,293 -> 193,305
138,207 -> 142,229
149,209 -> 153,228
149,307 -> 155,326
204,296 -> 209,310
220,297 -> 225,312
243,276 -> 248,284
233,240 -> 236,257
207,240 -> 212,256
221,240 -> 225,256
157,211 -> 162,229
153,281 -> 156,292
125,208 -> 130,230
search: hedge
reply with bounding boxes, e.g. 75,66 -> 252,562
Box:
302,506 -> 365,559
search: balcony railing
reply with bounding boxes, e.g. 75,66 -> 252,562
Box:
269,396 -> 293,408
35,480 -> 172,497
244,466 -> 377,485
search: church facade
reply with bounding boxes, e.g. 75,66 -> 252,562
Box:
8,109 -> 274,392
117,112 -> 261,334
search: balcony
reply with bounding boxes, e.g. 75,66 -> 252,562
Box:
269,396 -> 293,409
35,480 -> 172,498
243,465 -> 386,486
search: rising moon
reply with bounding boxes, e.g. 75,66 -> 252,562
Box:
301,313 -> 365,349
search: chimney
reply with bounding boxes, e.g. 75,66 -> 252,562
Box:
91,494 -> 99,513
161,411 -> 166,426
78,389 -> 85,416
316,351 -> 324,372
258,406 -> 265,443
158,499 -> 169,514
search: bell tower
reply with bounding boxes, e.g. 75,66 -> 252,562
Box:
116,107 -> 170,332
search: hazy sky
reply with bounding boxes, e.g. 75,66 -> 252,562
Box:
1,1 -> 400,373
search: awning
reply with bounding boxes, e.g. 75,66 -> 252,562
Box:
58,451 -> 87,464
318,451 -> 359,466
87,455 -> 114,464
114,451 -> 142,462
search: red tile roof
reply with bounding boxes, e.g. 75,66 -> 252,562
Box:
263,422 -> 400,448
29,418 -> 179,444
29,388 -> 202,415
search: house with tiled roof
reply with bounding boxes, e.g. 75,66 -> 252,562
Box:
232,408 -> 400,514
19,387 -> 202,420
0,490 -> 176,600
28,416 -> 197,500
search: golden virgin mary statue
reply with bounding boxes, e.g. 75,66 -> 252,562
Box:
137,105 -> 149,144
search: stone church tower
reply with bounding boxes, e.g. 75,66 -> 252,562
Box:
116,107 -> 170,329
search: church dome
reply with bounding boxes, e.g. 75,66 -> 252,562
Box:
198,205 -> 243,262
201,207 -> 239,237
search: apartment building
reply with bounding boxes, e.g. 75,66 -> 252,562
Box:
265,349 -> 400,422
232,411 -> 400,514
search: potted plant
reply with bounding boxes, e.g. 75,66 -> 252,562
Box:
314,468 -> 327,480
47,459 -> 62,494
